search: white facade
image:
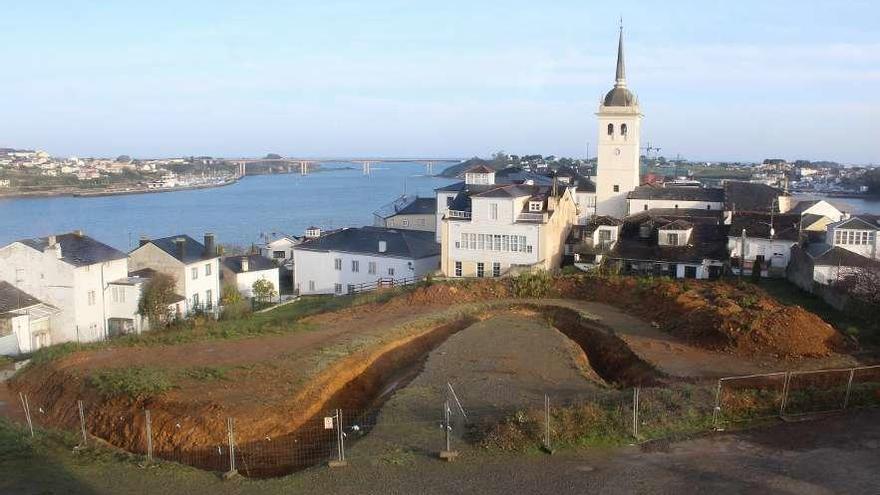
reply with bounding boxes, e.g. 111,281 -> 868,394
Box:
261,236 -> 300,265
230,268 -> 280,299
0,239 -> 129,344
728,236 -> 797,276
826,222 -> 878,260
294,249 -> 437,295
128,242 -> 221,315
574,190 -> 597,224
628,198 -> 723,215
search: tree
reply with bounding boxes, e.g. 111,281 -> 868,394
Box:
252,279 -> 278,303
138,273 -> 178,326
751,258 -> 763,282
220,283 -> 242,306
264,153 -> 282,160
836,265 -> 880,306
116,155 -> 132,163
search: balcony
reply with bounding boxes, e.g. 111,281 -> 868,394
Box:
446,209 -> 472,220
516,212 -> 548,223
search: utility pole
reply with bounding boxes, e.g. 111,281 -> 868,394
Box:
740,228 -> 747,279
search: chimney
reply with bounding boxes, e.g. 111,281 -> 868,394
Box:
47,235 -> 56,246
73,229 -> 84,237
204,233 -> 215,257
378,240 -> 387,253
139,235 -> 150,247
174,237 -> 186,260
240,256 -> 249,272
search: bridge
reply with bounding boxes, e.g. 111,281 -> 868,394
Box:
228,157 -> 463,176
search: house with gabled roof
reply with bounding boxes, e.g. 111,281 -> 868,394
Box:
0,231 -> 130,344
0,281 -> 60,355
726,212 -> 802,277
293,226 -> 440,295
825,215 -> 879,260
373,195 -> 437,232
128,233 -> 221,316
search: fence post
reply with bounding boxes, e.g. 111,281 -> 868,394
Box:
843,368 -> 856,410
779,372 -> 791,417
328,409 -> 347,467
144,409 -> 154,462
224,417 -> 238,478
542,394 -> 553,454
632,387 -> 641,440
439,400 -> 458,461
77,400 -> 88,447
18,393 -> 34,438
712,379 -> 723,430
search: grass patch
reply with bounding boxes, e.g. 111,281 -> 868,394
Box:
179,366 -> 231,381
88,367 -> 173,398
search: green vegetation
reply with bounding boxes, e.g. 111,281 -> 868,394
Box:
88,367 -> 172,398
179,366 -> 231,381
137,273 -> 178,326
509,271 -> 554,298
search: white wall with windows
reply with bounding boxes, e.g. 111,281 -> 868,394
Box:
827,228 -> 878,259
628,199 -> 723,215
294,249 -> 439,295
182,259 -> 220,313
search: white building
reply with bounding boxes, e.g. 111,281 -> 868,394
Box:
825,216 -> 879,260
128,233 -> 221,315
595,26 -> 642,219
0,281 -> 60,355
293,226 -> 440,295
803,244 -> 880,286
727,212 -> 802,277
261,235 -> 301,266
437,166 -> 579,277
627,185 -> 726,215
221,255 -> 281,299
572,178 -> 598,224
0,231 -> 131,344
373,195 -> 437,232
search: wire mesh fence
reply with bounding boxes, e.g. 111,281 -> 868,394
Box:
9,364 -> 880,478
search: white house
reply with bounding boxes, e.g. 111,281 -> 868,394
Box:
627,184 -> 726,216
782,199 -> 845,221
824,216 -> 879,260
804,243 -> 880,286
128,233 -> 221,315
373,195 -> 437,232
565,216 -> 623,267
437,166 -> 579,278
260,235 -> 301,266
293,226 -> 440,295
727,212 -> 802,277
572,178 -> 597,224
0,231 -> 130,344
221,255 -> 280,299
0,281 -> 60,355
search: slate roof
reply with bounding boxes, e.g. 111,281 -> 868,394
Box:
566,216 -> 623,244
830,216 -> 880,231
607,210 -> 728,264
294,226 -> 440,259
576,177 -> 597,193
809,246 -> 880,268
660,220 -> 694,231
723,181 -> 788,212
800,213 -> 828,230
462,164 -> 495,174
625,208 -> 724,225
787,199 -> 846,216
0,281 -> 44,315
18,232 -> 127,267
397,197 -> 436,215
222,254 -> 278,274
141,235 -> 217,264
627,185 -> 725,202
728,212 -> 802,241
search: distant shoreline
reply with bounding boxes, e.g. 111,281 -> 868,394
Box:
0,177 -> 240,200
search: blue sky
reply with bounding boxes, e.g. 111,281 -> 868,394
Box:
0,1 -> 877,163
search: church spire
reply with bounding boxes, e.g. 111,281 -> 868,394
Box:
615,20 -> 626,88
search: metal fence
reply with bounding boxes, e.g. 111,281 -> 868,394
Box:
11,364 -> 880,479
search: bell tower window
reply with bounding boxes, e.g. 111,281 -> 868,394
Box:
621,123 -> 627,136
607,123 -> 614,136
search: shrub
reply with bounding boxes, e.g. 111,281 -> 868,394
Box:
509,271 -> 553,298
88,367 -> 172,398
220,300 -> 252,320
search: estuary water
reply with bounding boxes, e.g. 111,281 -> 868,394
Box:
0,162 -> 457,250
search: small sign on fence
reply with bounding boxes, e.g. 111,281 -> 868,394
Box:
324,416 -> 334,430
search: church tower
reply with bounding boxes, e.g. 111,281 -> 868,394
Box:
595,24 -> 642,218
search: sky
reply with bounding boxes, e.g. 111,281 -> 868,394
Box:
0,1 -> 877,164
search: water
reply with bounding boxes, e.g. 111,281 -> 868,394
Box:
792,194 -> 880,216
0,162 -> 457,250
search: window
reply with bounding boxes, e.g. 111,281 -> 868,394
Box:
334,283 -> 343,294
493,262 -> 501,277
272,250 -> 286,259
643,204 -> 648,211
334,258 -> 342,270
388,267 -> 395,276
308,280 -> 315,292
502,235 -> 509,251
621,123 -> 627,135
206,290 -> 213,310
368,261 -> 377,274
510,235 -> 518,252
87,290 -> 96,306
347,284 -> 355,294
476,262 -> 485,277
529,201 -> 542,212
666,233 -> 679,246
607,123 -> 614,135
111,287 -> 119,303
598,229 -> 612,242
192,292 -> 200,308
351,260 -> 359,272
493,235 -> 502,251
417,218 -> 426,226
489,203 -> 498,220
191,267 -> 198,280
402,219 -> 410,227
454,261 -> 462,277
613,185 -> 619,193
205,263 -> 212,276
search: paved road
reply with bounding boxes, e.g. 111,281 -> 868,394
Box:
293,410 -> 880,495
